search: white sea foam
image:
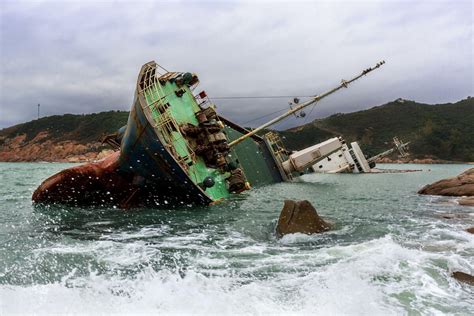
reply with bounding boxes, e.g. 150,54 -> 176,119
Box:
1,235 -> 472,315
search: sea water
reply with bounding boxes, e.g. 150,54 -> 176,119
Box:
0,163 -> 473,315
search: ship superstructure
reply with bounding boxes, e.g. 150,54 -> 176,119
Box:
117,61 -> 284,206
311,137 -> 410,174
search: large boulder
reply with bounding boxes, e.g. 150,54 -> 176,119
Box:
276,200 -> 330,237
418,168 -> 474,196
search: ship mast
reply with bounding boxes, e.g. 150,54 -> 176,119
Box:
228,60 -> 386,147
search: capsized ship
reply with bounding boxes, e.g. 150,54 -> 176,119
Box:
310,136 -> 410,173
32,60 -> 385,208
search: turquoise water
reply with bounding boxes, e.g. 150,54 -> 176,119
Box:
0,163 -> 473,315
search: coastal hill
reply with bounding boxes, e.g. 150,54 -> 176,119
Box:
280,97 -> 474,162
0,111 -> 129,162
0,98 -> 472,162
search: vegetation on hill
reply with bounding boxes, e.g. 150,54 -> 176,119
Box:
280,98 -> 474,161
0,111 -> 129,145
1,98 -> 472,161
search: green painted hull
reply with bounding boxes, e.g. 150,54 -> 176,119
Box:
120,61 -> 284,205
221,117 -> 283,187
32,61 -> 287,208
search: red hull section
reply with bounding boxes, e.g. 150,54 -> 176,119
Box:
32,152 -> 140,208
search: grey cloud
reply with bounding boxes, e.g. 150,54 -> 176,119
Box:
0,0 -> 472,129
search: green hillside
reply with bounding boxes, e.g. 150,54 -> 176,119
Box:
1,98 -> 473,161
280,98 -> 474,161
0,111 -> 129,145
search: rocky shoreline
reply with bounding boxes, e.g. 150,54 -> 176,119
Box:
375,157 -> 473,164
418,168 -> 474,286
0,132 -> 115,163
418,168 -> 474,197
1,132 -> 472,164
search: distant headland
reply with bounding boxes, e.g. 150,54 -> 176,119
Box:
0,98 -> 473,163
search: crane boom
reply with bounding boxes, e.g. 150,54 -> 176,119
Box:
228,60 -> 386,147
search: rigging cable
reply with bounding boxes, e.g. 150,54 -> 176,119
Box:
211,95 -> 312,100
241,107 -> 289,125
302,102 -> 318,125
208,94 -> 315,126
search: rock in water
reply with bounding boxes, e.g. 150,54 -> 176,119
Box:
438,213 -> 471,219
276,200 -> 330,237
452,271 -> 474,285
466,227 -> 474,234
458,197 -> 474,206
418,168 -> 474,196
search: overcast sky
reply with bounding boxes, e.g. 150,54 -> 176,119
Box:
0,0 -> 472,129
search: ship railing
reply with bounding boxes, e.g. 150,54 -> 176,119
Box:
140,62 -> 176,115
154,109 -> 196,170
264,132 -> 292,178
158,72 -> 179,82
143,65 -> 200,170
265,132 -> 287,159
142,63 -> 197,171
